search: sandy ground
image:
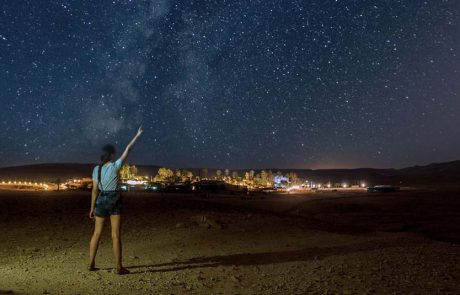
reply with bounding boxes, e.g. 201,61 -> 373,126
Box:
0,188 -> 459,294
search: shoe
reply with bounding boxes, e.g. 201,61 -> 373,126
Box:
115,267 -> 130,275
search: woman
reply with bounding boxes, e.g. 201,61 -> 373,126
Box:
88,126 -> 143,275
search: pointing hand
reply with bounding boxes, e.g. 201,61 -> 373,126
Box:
136,126 -> 143,137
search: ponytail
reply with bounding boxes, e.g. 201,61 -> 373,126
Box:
98,144 -> 116,190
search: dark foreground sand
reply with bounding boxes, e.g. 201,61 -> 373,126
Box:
0,188 -> 459,294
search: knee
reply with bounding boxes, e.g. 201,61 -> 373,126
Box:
111,231 -> 120,241
92,231 -> 102,239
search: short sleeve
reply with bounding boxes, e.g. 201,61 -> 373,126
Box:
114,158 -> 123,171
92,166 -> 99,182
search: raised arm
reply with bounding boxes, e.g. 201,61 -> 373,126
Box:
119,126 -> 143,164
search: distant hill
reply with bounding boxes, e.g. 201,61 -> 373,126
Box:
0,163 -> 161,182
0,160 -> 459,185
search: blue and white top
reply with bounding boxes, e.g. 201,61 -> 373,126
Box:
92,158 -> 123,191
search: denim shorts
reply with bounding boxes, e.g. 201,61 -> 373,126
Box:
94,191 -> 122,217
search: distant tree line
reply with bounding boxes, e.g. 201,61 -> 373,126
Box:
152,167 -> 301,187
120,164 -> 138,180
153,168 -> 194,183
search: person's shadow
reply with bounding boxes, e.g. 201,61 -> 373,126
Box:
125,240 -> 392,274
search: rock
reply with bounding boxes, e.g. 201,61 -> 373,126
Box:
199,223 -> 211,229
231,276 -> 241,283
190,215 -> 223,229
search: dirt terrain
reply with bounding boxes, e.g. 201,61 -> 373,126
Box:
0,188 -> 459,294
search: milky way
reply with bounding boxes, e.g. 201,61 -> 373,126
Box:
0,0 -> 459,169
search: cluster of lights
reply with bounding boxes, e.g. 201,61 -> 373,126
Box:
0,180 -> 49,189
304,180 -> 367,190
0,177 -> 369,192
126,179 -> 148,185
286,185 -> 301,192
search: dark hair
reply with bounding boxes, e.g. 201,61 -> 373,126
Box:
98,144 -> 116,189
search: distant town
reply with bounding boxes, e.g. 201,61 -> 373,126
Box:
0,163 -> 379,194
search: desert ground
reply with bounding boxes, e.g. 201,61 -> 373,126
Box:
0,187 -> 459,294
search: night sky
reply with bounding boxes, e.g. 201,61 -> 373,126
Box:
0,1 -> 459,169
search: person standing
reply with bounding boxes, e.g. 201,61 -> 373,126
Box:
88,126 -> 143,274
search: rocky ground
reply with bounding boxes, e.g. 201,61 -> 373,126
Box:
0,188 -> 459,294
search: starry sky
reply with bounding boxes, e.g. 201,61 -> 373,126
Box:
0,0 -> 459,169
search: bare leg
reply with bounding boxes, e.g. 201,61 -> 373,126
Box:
88,216 -> 105,270
110,215 -> 129,274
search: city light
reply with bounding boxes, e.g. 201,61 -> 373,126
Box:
0,180 -> 52,190
126,180 -> 148,185
287,185 -> 301,192
0,174 -> 369,193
